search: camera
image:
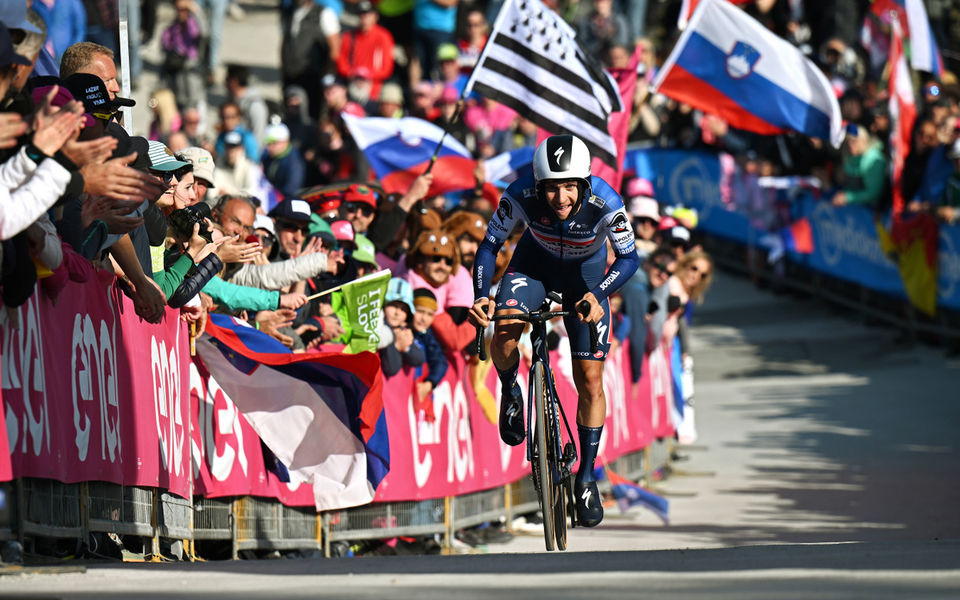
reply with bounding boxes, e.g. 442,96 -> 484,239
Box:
168,203 -> 213,242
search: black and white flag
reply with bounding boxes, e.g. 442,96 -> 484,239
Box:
462,0 -> 623,168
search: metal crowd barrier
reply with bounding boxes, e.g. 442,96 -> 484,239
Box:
4,440 -> 672,560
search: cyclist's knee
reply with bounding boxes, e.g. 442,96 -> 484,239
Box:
573,361 -> 604,399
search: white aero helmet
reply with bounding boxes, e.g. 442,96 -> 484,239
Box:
533,134 -> 591,184
533,135 -> 592,220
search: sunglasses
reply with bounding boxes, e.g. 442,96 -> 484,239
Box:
634,217 -> 658,226
344,202 -> 375,217
429,255 -> 454,267
278,221 -> 310,234
651,262 -> 674,276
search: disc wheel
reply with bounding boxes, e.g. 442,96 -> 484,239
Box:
532,362 -> 555,551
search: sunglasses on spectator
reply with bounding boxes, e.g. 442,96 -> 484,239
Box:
429,256 -> 454,267
634,217 -> 658,226
277,221 -> 310,234
344,202 -> 375,217
651,262 -> 674,276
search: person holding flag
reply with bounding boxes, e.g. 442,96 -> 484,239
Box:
469,135 -> 640,528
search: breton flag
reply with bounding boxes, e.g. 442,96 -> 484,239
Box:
196,314 -> 390,511
653,0 -> 843,148
341,113 -> 477,197
463,0 -> 623,170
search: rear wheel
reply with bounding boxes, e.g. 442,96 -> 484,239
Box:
532,362 -> 555,551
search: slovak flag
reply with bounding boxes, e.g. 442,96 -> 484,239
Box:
342,113 -> 477,197
653,0 -> 843,148
196,314 -> 390,511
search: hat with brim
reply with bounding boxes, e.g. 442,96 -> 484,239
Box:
254,213 -> 276,236
343,183 -> 377,210
269,198 -> 313,224
178,146 -> 216,185
443,211 -> 486,243
353,233 -> 378,267
0,23 -> 31,68
0,5 -> 42,34
63,73 -> 135,117
147,140 -> 192,172
628,197 -> 660,222
407,229 -> 460,271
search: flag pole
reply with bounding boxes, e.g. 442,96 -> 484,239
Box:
422,97 -> 466,176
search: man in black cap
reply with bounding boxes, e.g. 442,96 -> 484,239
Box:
269,198 -> 313,259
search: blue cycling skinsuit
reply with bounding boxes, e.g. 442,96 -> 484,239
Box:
472,171 -> 640,360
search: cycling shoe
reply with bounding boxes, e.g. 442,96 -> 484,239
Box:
499,381 -> 524,446
575,480 -> 604,527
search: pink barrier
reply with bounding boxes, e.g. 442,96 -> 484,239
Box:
0,273 -> 675,509
374,339 -> 668,502
0,273 -> 191,497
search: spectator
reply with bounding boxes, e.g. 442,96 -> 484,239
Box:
410,80 -> 439,121
624,178 -> 659,259
337,0 -> 394,101
412,0 -> 458,83
147,88 -> 182,141
225,64 -> 269,144
280,0 -> 340,120
282,85 -> 316,152
59,41 -> 120,99
456,9 -> 487,75
261,123 -> 305,201
936,139 -> 960,225
434,43 -> 468,97
376,82 -> 404,118
620,247 -> 675,382
269,198 -> 313,259
831,124 -> 888,209
442,210 -> 485,270
411,287 -> 447,404
33,0 -> 86,62
379,299 -> 425,376
215,100 -> 259,161
159,0 -> 205,112
576,0 -> 629,62
213,130 -> 262,198
177,146 -> 216,204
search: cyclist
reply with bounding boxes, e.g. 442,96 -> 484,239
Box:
468,135 -> 640,527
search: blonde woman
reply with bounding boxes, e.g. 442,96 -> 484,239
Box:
674,250 -> 714,305
149,88 -> 182,141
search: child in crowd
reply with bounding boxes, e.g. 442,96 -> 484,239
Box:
379,299 -> 424,377
411,288 -> 447,407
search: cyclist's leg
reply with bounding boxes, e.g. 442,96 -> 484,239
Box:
492,269 -> 547,445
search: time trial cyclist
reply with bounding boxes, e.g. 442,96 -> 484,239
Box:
468,135 -> 640,527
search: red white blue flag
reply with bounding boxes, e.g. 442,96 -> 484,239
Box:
601,465 -> 669,524
871,0 -> 943,77
653,0 -> 843,147
342,113 -> 477,197
196,314 -> 390,511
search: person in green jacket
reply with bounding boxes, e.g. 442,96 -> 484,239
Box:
832,124 -> 888,209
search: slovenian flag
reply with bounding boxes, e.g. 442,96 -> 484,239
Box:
601,465 -> 669,524
484,146 -> 534,185
653,0 -> 843,148
196,314 -> 390,511
342,113 -> 477,197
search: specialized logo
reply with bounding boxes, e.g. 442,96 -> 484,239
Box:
609,212 -> 629,234
726,41 -> 761,79
581,487 -> 593,505
546,136 -> 572,171
497,199 -> 512,222
510,277 -> 528,294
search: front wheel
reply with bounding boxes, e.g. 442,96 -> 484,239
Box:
532,362 -> 556,551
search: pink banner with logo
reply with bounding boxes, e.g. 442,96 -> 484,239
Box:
0,273 -> 191,497
374,340 -> 660,502
188,358 -> 315,506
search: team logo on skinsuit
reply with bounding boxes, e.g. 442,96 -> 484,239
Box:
497,199 -> 512,222
593,350 -> 603,358
506,299 -> 518,307
610,213 -> 629,233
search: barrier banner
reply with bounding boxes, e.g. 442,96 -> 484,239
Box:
374,340 -> 656,502
0,386 -> 10,481
939,224 -> 960,310
189,359 -> 315,506
0,273 -> 191,497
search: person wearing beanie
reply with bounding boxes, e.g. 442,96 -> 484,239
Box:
411,287 -> 448,409
261,122 -> 305,200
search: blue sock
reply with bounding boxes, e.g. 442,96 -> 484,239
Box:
576,424 -> 603,484
497,361 -> 519,392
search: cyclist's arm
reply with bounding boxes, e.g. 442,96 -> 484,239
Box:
591,207 -> 640,303
473,195 -> 525,300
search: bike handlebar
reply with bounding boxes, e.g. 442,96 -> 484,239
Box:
474,300 -> 599,361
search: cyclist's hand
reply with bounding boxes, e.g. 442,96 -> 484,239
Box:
576,292 -> 604,323
468,297 -> 494,328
